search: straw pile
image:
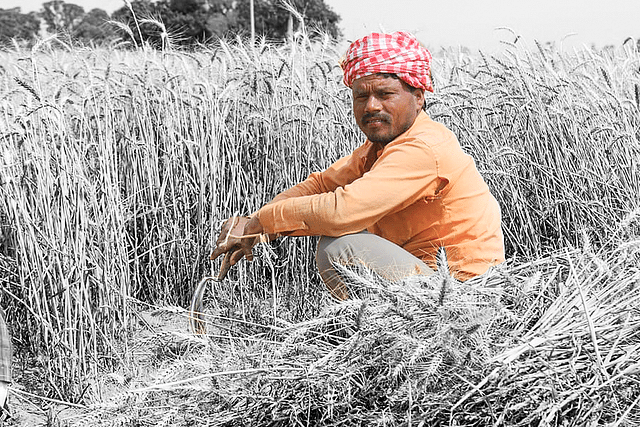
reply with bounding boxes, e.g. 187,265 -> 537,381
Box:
53,233 -> 639,427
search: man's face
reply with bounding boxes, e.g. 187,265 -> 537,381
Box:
352,74 -> 425,144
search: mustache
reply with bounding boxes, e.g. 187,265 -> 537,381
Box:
362,113 -> 390,123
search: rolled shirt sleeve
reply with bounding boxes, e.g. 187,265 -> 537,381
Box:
257,138 -> 444,237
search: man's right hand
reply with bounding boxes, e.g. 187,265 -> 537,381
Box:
209,216 -> 258,279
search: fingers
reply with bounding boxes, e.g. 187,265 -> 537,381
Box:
209,245 -> 225,261
210,217 -> 243,261
210,216 -> 259,278
243,247 -> 254,262
230,246 -> 252,265
214,245 -> 253,280
217,252 -> 233,281
210,239 -> 237,261
210,235 -> 229,262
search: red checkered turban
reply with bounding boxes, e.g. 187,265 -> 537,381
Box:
341,31 -> 433,92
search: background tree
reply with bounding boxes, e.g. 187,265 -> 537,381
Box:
41,0 -> 85,34
112,0 -> 238,46
74,8 -> 114,45
112,0 -> 341,47
162,0 -> 215,43
0,8 -> 41,47
234,0 -> 341,40
204,0 -> 238,38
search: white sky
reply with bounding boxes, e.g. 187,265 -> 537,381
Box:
3,0 -> 640,52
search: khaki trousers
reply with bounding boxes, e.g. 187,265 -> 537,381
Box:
316,231 -> 434,300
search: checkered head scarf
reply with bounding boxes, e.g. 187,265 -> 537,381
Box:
341,31 -> 433,92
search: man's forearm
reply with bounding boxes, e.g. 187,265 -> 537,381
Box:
265,173 -> 327,206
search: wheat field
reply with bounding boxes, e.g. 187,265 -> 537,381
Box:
0,34 -> 639,425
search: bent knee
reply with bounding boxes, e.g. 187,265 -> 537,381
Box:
316,235 -> 337,271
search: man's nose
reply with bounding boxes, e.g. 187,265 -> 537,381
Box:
364,95 -> 382,112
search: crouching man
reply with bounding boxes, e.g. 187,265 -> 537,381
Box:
210,31 -> 505,299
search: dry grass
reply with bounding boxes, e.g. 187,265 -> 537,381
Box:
428,42 -> 640,255
0,34 -> 639,425
34,235 -> 640,426
0,36 -> 353,399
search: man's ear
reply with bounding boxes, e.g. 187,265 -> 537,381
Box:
414,88 -> 425,112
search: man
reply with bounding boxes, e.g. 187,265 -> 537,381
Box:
210,31 -> 505,299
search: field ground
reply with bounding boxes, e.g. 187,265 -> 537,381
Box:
7,306 -> 210,426
6,293 -> 334,426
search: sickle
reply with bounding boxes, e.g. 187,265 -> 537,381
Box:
189,251 -> 233,335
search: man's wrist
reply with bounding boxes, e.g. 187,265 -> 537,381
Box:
244,216 -> 264,237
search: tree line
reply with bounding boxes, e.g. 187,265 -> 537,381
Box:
0,0 -> 341,48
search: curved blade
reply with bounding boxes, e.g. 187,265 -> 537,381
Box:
189,253 -> 233,334
189,276 -> 215,334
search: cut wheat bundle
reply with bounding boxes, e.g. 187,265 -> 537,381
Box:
204,241 -> 639,426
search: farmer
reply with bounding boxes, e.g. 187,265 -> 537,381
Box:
210,31 -> 505,299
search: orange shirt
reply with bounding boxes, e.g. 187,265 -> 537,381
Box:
256,111 -> 505,279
